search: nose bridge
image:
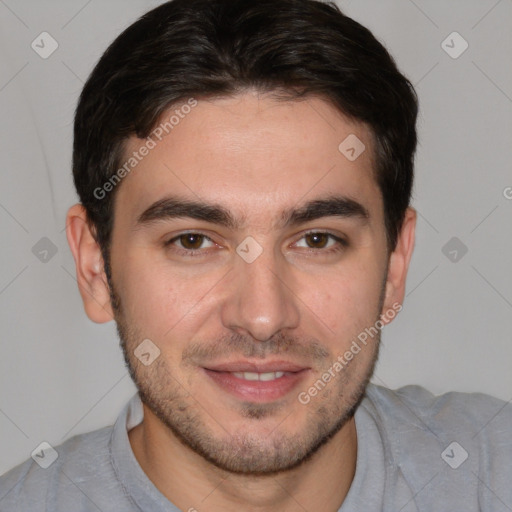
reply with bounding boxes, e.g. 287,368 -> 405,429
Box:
220,244 -> 300,341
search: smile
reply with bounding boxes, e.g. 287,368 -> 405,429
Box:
202,362 -> 310,403
232,371 -> 286,381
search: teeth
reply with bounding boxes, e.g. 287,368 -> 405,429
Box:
260,371 -> 285,381
232,371 -> 285,381
240,372 -> 259,381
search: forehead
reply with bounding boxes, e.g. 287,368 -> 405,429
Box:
116,91 -> 381,224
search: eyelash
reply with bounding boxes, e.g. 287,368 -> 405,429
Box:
163,231 -> 348,257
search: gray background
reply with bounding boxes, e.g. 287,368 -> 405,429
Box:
0,0 -> 511,475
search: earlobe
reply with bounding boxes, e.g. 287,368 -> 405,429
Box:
381,207 -> 416,323
65,204 -> 114,323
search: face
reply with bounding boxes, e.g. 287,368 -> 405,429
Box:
96,91 -> 408,474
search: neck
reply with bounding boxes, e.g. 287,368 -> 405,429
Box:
129,403 -> 357,512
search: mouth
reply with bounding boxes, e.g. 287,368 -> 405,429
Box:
201,361 -> 311,403
232,371 -> 286,381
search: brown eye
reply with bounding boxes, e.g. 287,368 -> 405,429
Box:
178,233 -> 206,250
294,232 -> 347,253
304,232 -> 330,249
164,232 -> 217,257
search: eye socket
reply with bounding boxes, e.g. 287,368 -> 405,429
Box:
165,233 -> 215,253
163,231 -> 347,257
294,231 -> 347,252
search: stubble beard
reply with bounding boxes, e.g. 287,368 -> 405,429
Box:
109,277 -> 382,476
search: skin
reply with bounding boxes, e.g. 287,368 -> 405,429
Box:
66,91 -> 416,512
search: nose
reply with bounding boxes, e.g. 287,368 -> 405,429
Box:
220,247 -> 300,341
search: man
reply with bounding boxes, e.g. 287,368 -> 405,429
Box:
0,0 -> 510,510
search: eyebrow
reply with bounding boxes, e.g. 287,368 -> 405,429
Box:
136,197 -> 240,229
136,195 -> 369,230
284,196 -> 369,226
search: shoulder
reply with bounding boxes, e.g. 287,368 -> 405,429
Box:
359,383 -> 512,508
0,426 -> 126,512
362,383 -> 512,436
366,384 -> 512,428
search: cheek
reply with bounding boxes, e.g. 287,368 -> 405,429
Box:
302,257 -> 384,336
116,254 -> 225,341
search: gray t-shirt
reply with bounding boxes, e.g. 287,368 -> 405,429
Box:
1,383 -> 511,511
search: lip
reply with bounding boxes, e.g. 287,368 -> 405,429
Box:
203,360 -> 309,373
202,360 -> 311,403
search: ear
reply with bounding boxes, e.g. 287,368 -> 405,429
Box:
381,207 -> 416,323
65,204 -> 114,323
